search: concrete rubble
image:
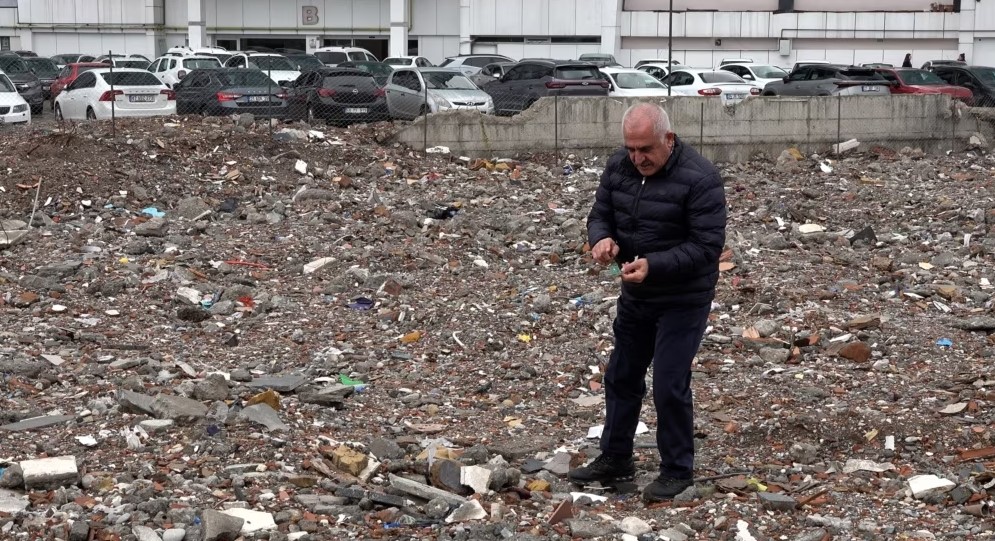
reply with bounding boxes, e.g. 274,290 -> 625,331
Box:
1,117 -> 995,539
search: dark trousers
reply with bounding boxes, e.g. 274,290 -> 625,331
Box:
599,297 -> 710,479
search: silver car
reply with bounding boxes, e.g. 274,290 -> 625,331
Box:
385,67 -> 493,119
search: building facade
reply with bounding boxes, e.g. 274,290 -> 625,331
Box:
0,0 -> 990,69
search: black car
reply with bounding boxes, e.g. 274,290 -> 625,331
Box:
929,65 -> 995,106
52,54 -> 97,66
23,57 -> 60,101
284,53 -> 325,73
480,59 -> 609,116
337,61 -> 393,85
286,68 -> 389,126
0,55 -> 45,114
173,68 -> 293,119
761,64 -> 891,97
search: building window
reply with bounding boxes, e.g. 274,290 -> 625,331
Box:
0,37 -> 9,51
407,38 -> 418,56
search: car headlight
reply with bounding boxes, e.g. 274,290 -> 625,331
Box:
24,81 -> 39,89
431,96 -> 452,109
11,104 -> 27,113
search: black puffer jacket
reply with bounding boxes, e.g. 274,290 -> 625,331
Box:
587,137 -> 726,306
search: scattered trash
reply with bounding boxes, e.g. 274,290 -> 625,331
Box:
347,297 -> 375,310
936,338 -> 953,348
141,207 -> 165,218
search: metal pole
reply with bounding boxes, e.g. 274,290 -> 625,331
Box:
268,65 -> 273,135
836,94 -> 841,152
423,80 -> 428,151
109,50 -> 115,137
554,94 -> 559,166
667,0 -> 673,97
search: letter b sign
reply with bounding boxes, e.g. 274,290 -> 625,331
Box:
302,6 -> 319,25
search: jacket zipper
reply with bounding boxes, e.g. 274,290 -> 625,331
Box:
631,176 -> 646,259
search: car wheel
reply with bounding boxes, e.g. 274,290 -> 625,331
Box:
86,107 -> 97,121
418,104 -> 429,116
762,91 -> 776,97
54,104 -> 64,121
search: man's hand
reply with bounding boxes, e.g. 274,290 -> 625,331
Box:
621,258 -> 648,283
591,238 -> 619,265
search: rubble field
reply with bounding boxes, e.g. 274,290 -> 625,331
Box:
3,116 -> 995,541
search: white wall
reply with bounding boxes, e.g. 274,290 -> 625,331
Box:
469,0 -> 601,36
18,0 -> 154,25
203,0 -> 390,32
624,0 -> 937,11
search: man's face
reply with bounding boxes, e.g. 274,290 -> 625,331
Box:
624,121 -> 674,177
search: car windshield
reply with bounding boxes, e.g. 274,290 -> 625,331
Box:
0,75 -> 14,92
101,71 -> 162,86
898,69 -> 945,85
439,58 -> 455,67
752,65 -> 787,78
971,68 -> 995,84
0,57 -> 29,74
555,67 -> 600,80
423,71 -> 476,89
25,58 -> 59,76
383,58 -> 411,66
612,72 -> 665,89
208,54 -> 233,64
323,74 -> 375,87
217,70 -> 277,87
251,56 -> 295,71
184,58 -> 222,69
315,51 -> 347,64
292,56 -> 324,70
700,71 -> 744,83
116,60 -> 150,70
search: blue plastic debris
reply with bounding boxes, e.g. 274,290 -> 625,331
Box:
562,164 -> 574,176
348,297 -> 375,310
141,207 -> 165,218
936,338 -> 953,348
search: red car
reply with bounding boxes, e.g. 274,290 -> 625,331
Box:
875,67 -> 973,104
50,62 -> 109,102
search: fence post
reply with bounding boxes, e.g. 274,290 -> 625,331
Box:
699,101 -> 704,150
108,50 -> 115,137
554,94 -> 559,167
423,82 -> 428,152
836,95 -> 842,154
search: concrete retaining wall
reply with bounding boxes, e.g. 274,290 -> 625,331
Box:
388,94 -> 990,163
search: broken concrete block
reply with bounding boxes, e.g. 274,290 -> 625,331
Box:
201,509 -> 244,541
445,499 -> 487,523
389,473 -> 468,506
460,465 -> 492,494
20,455 -> 79,489
330,445 -> 368,476
220,508 -> 277,534
908,474 -> 956,499
150,394 -> 207,423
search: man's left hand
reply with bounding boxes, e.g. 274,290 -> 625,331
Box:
621,258 -> 648,283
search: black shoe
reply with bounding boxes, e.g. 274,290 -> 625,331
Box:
567,453 -> 635,484
642,475 -> 693,502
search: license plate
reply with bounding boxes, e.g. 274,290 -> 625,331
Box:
129,95 -> 155,103
345,108 -> 368,114
249,96 -> 268,102
862,85 -> 879,92
726,93 -> 746,100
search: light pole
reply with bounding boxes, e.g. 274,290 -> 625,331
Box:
667,0 -> 673,96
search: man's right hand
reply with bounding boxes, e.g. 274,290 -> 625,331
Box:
591,238 -> 619,265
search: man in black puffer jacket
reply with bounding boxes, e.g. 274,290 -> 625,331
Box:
567,102 -> 726,503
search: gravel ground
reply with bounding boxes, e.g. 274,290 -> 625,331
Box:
2,115 -> 995,541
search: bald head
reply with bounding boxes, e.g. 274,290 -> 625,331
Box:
622,103 -> 675,177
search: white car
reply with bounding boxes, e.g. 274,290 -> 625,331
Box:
633,58 -> 686,69
224,54 -> 300,86
659,68 -> 761,105
0,70 -> 30,125
385,68 -> 493,119
149,55 -> 221,88
313,47 -> 378,67
599,67 -> 670,97
719,63 -> 789,88
637,62 -> 675,82
167,45 -> 228,57
383,56 -> 434,68
54,68 -> 175,120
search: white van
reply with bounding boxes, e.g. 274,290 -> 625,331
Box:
313,47 -> 377,67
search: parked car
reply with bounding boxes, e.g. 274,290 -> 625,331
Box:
283,53 -> 325,73
438,54 -> 515,76
223,54 -> 300,86
383,56 -> 434,68
0,70 -> 31,125
861,63 -> 893,68
718,63 -> 788,88
762,65 -> 891,96
929,65 -> 995,106
23,57 -> 60,101
921,59 -> 967,71
96,54 -> 151,63
285,68 -> 389,125
110,58 -> 151,70
313,47 -> 378,66
51,54 -> 97,68
659,68 -> 761,105
633,58 -> 685,69
150,55 -> 222,88
12,50 -> 38,58
598,67 -> 669,97
54,68 -> 175,121
577,53 -> 622,68
874,67 -> 973,103
0,55 -> 45,114
51,62 -> 108,102
637,62 -> 674,81
167,45 -> 229,57
718,57 -> 755,67
469,62 -> 517,88
385,67 -> 493,119
790,60 -> 832,72
480,60 -> 608,116
337,61 -> 394,85
173,68 -> 292,119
